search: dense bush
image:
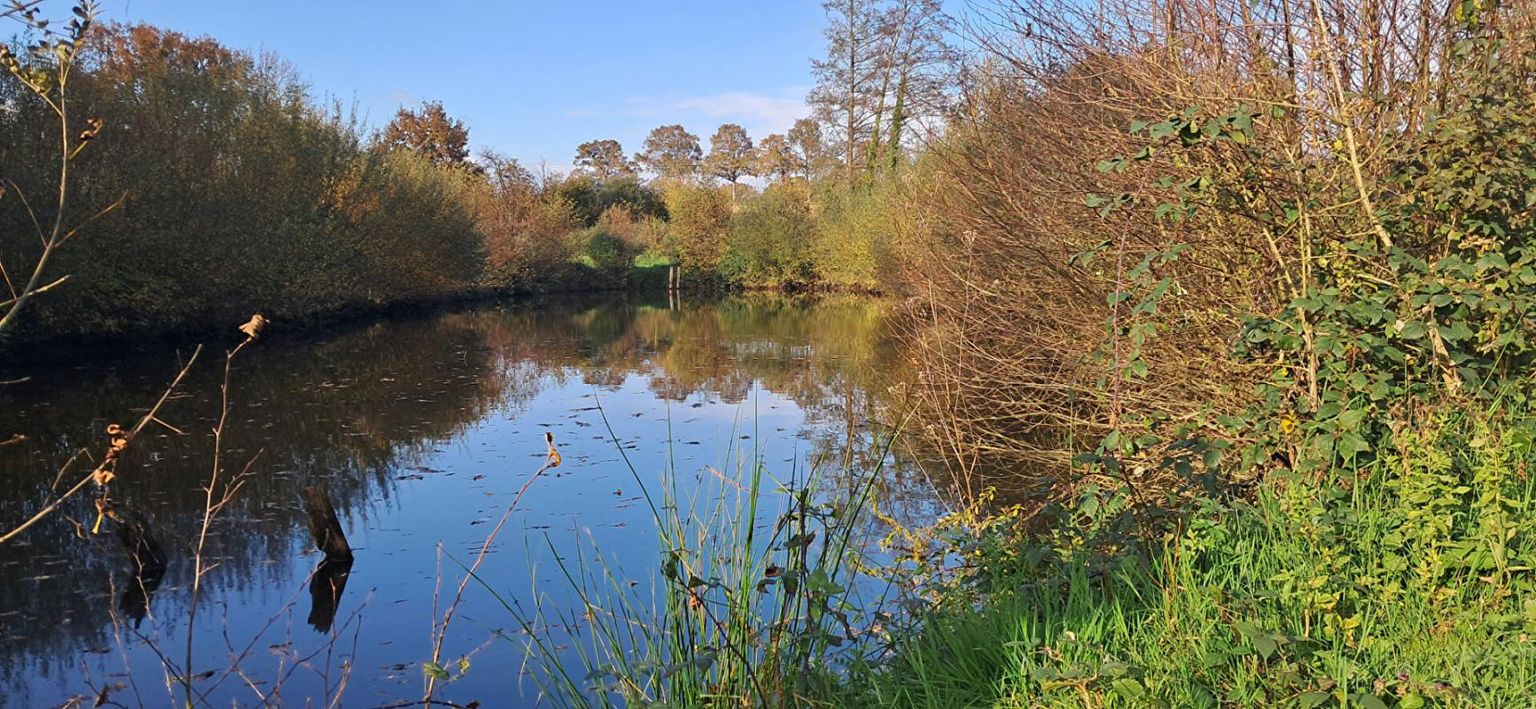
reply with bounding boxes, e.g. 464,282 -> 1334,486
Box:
810,177 -> 912,290
550,174 -> 666,227
0,24 -> 506,339
474,166 -> 581,289
569,226 -> 636,276
661,183 -> 732,278
721,182 -> 815,286
894,0 -> 1536,494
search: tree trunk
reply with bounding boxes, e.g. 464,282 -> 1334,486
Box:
304,485 -> 353,562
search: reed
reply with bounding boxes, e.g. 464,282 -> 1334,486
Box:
469,401 -> 902,707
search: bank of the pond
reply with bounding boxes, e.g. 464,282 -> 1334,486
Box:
554,401 -> 1534,709
0,255 -> 891,357
818,399 -> 1536,708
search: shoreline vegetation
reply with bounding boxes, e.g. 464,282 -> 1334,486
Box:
6,0 -> 1536,706
0,20 -> 906,349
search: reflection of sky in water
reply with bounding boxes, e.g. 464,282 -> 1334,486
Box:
0,295 -> 928,708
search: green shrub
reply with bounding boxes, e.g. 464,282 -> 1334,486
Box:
810,178 -> 909,290
661,183 -> 732,277
722,183 -> 816,286
570,227 -> 635,276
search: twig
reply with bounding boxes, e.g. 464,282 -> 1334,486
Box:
183,334 -> 256,707
0,345 -> 203,545
422,441 -> 559,705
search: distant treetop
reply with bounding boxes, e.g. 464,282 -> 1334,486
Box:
382,101 -> 472,167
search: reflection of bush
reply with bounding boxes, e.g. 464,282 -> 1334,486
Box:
0,295 -> 901,696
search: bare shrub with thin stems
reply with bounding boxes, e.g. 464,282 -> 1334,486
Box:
903,0 -> 1536,498
417,431 -> 561,706
0,0 -> 124,336
59,319 -> 368,708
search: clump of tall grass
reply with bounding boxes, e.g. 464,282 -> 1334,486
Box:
488,413 -> 899,708
865,394 -> 1536,707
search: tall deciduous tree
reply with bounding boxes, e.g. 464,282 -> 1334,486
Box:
809,0 -> 883,186
868,0 -> 952,174
756,134 -> 796,182
478,149 -> 535,193
635,124 -> 702,181
787,118 -> 828,180
381,101 -> 471,167
704,124 -> 755,200
573,139 -> 635,181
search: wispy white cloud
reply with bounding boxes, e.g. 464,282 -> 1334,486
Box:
388,88 -> 416,106
566,87 -> 811,139
658,89 -> 809,136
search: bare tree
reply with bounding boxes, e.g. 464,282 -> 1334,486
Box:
809,0 -> 884,186
868,0 -> 953,173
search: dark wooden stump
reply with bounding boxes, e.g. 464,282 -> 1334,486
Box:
120,563 -> 165,628
304,485 -> 353,562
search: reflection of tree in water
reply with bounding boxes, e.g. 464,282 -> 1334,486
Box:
0,293 -> 915,699
0,316 -> 516,690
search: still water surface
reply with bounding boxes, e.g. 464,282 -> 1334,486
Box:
0,294 -> 926,707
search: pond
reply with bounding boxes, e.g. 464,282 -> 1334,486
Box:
0,293 -> 935,707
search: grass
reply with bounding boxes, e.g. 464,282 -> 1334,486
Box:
865,399 -> 1536,707
634,250 -> 677,269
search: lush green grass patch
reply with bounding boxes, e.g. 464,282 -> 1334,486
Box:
864,402 -> 1536,707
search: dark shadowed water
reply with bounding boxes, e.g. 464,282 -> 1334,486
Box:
0,294 -> 933,707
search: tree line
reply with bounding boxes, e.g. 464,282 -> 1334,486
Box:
0,0 -> 959,343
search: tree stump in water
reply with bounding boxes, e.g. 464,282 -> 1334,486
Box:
304,485 -> 353,562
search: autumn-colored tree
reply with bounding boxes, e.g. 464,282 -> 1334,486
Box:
755,134 -> 796,182
787,118 -> 828,180
0,23 -> 491,338
664,184 -> 731,273
635,124 -> 702,181
573,139 -> 635,181
704,124 -> 755,200
381,101 -> 472,167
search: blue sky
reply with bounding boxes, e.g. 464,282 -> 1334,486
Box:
106,1 -> 829,172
